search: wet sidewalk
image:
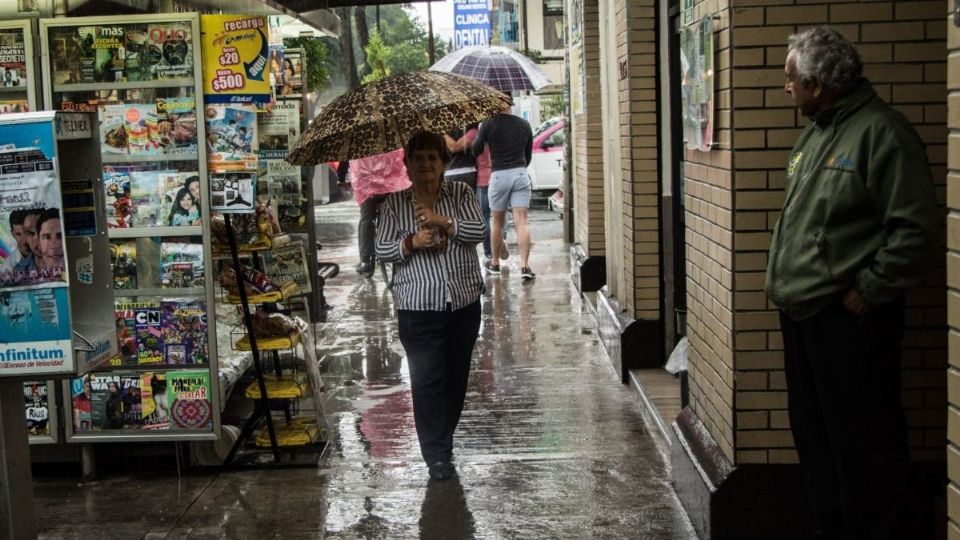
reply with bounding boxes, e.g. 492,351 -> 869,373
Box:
32,200 -> 696,539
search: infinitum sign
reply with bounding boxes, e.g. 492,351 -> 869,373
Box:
453,0 -> 491,50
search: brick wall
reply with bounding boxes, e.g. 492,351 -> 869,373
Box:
684,0 -> 737,461
621,0 -> 661,318
728,0 -> 948,467
571,0 -> 606,256
946,3 -> 960,536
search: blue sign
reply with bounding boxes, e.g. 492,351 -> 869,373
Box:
454,0 -> 491,50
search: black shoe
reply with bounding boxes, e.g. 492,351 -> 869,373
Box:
483,260 -> 501,275
521,267 -> 536,280
356,261 -> 374,277
428,461 -> 452,481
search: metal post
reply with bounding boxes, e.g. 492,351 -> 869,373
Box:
0,381 -> 36,540
427,2 -> 435,65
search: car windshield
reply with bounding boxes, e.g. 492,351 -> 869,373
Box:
533,116 -> 563,137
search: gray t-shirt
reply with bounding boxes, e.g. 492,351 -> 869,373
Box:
472,113 -> 533,172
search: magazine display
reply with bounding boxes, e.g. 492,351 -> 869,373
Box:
209,172 -> 256,213
110,239 -> 138,289
0,30 -> 27,88
262,241 -> 311,294
168,370 -> 212,429
160,238 -> 203,288
129,170 -> 163,226
49,22 -> 193,85
160,171 -> 201,226
103,166 -> 133,228
205,104 -> 258,173
89,374 -> 123,430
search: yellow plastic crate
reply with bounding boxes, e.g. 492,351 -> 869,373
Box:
254,417 -> 322,447
244,373 -> 309,400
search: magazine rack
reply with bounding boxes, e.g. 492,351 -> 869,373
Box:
218,215 -> 327,467
40,14 -> 221,443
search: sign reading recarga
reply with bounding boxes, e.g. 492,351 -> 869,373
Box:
454,0 -> 491,50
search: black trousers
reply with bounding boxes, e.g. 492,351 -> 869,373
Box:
358,193 -> 387,262
780,297 -> 912,540
398,300 -> 481,465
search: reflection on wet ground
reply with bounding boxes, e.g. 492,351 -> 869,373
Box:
32,200 -> 696,539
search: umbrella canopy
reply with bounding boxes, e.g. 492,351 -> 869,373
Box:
286,71 -> 510,164
429,46 -> 552,93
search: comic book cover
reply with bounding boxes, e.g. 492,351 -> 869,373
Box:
160,171 -> 201,227
134,300 -> 163,365
146,23 -> 193,80
23,381 -> 49,437
141,372 -> 169,430
103,167 -> 133,228
161,298 -> 208,365
130,170 -> 162,227
113,299 -> 139,364
167,370 -> 212,430
70,376 -> 93,432
155,97 -> 197,155
120,375 -> 142,428
160,239 -> 204,287
89,373 -> 123,430
111,239 -> 137,290
0,30 -> 27,89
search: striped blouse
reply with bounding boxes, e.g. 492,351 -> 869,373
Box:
375,180 -> 487,311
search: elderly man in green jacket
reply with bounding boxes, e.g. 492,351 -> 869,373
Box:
765,27 -> 938,539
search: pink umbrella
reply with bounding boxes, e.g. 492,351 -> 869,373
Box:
351,148 -> 411,206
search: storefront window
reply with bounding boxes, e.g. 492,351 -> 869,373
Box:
494,0 -> 521,48
543,0 -> 564,50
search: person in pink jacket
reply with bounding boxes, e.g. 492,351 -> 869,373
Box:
351,148 -> 411,277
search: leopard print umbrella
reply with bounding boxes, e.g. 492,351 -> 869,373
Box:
286,71 -> 511,165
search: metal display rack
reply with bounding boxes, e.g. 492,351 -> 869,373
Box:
40,13 -> 221,443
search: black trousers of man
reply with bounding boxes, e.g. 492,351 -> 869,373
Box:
779,296 -> 916,540
397,300 -> 481,465
358,193 -> 388,265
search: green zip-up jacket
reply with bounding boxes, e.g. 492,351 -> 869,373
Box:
765,79 -> 938,320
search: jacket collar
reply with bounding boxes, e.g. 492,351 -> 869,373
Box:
812,78 -> 875,128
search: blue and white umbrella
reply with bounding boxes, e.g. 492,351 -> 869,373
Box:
429,46 -> 552,93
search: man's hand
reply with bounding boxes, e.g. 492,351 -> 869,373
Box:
842,289 -> 870,316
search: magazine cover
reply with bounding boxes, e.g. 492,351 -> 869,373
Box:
209,172 -> 256,213
146,23 -> 193,80
124,104 -> 161,155
103,167 -> 133,228
257,100 -> 300,160
205,104 -> 258,173
156,97 -> 198,155
89,373 -> 123,430
160,171 -> 201,227
262,241 -> 311,294
161,298 -> 208,364
98,103 -> 128,154
113,298 -> 139,362
0,100 -> 29,114
49,26 -> 87,84
141,372 -> 169,430
70,376 -> 93,432
23,381 -> 50,437
0,30 -> 27,88
130,170 -> 163,227
90,25 -> 126,83
279,49 -> 304,96
110,239 -> 138,290
134,300 -> 163,365
160,239 -> 204,287
167,370 -> 212,430
0,122 -> 69,290
120,375 -> 142,428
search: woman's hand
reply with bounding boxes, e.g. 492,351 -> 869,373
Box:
414,204 -> 452,235
412,226 -> 447,252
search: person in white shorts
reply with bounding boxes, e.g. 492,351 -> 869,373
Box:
472,102 -> 535,280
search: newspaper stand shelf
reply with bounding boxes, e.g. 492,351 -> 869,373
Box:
219,215 -> 326,468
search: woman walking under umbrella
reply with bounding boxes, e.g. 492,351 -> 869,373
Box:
375,131 -> 487,481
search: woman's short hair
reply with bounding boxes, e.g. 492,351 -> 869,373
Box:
787,26 -> 862,93
404,131 -> 450,165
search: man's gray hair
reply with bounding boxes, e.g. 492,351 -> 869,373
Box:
787,27 -> 863,92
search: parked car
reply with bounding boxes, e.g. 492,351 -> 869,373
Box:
528,116 -> 566,192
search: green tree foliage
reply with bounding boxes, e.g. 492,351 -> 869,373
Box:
282,37 -> 333,92
540,94 -> 565,119
361,30 -> 391,84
